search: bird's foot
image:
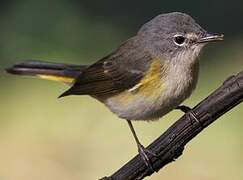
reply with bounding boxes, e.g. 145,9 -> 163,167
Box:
176,105 -> 200,124
176,105 -> 191,113
137,143 -> 158,172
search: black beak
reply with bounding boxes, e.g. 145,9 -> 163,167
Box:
197,33 -> 224,44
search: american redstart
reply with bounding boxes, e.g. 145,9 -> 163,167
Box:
6,12 -> 223,170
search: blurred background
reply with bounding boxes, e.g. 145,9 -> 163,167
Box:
1,0 -> 243,179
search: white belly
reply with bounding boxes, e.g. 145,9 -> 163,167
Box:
103,61 -> 199,121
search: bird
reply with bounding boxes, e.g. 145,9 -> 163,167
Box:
6,12 -> 224,171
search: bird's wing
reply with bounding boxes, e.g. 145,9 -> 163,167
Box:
59,37 -> 154,98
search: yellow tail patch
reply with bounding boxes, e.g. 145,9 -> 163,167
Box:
37,75 -> 75,83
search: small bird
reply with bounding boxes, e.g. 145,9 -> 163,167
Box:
6,12 -> 223,171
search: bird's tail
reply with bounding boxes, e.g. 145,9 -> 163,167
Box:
6,60 -> 87,84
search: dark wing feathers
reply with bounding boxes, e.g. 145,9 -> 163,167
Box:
60,37 -> 152,98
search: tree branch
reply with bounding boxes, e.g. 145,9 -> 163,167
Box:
101,71 -> 243,180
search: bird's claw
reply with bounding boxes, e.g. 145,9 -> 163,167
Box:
137,144 -> 158,172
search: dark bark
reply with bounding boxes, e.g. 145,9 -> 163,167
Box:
100,71 -> 243,180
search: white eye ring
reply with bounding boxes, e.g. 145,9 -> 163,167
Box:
173,35 -> 186,46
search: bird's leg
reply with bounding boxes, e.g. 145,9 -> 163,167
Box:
176,105 -> 192,113
176,105 -> 200,123
126,120 -> 158,172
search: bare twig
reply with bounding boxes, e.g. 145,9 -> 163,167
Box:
101,71 -> 243,180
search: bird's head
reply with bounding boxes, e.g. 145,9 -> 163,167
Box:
138,12 -> 224,64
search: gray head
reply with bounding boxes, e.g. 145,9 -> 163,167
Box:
137,12 -> 223,63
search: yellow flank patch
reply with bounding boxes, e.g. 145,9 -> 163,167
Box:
129,58 -> 165,96
109,58 -> 167,106
37,75 -> 75,83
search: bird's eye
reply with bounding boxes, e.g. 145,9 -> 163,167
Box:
173,35 -> 186,46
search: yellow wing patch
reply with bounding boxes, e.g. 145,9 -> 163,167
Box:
37,75 -> 75,84
107,58 -> 167,106
129,59 -> 165,96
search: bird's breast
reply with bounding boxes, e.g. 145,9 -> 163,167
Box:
103,59 -> 199,120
